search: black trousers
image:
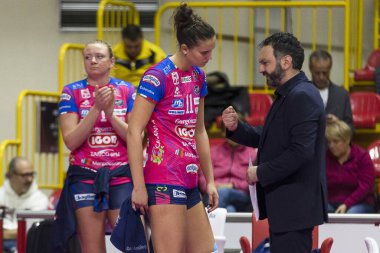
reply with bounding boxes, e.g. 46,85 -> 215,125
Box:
270,227 -> 313,253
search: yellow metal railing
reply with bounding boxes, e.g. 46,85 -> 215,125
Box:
58,1 -> 140,92
17,90 -> 62,189
58,43 -> 86,93
155,1 -> 352,92
0,140 -> 20,186
375,0 -> 380,50
97,0 -> 140,45
0,90 -> 62,189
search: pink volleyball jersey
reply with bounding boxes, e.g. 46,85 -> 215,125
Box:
137,57 -> 208,189
58,78 -> 135,183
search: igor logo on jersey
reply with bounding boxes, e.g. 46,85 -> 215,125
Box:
175,125 -> 195,140
171,99 -> 184,108
143,74 -> 160,87
88,133 -> 118,148
186,164 -> 199,174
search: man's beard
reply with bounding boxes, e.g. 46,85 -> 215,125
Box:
263,62 -> 285,87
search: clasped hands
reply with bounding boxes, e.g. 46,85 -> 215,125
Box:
94,84 -> 115,118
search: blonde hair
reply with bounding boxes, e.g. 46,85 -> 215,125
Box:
325,119 -> 352,142
84,40 -> 114,58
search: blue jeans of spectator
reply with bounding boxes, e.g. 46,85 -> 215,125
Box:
327,202 -> 376,213
3,239 -> 17,253
217,188 -> 250,212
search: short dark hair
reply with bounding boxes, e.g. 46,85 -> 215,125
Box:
173,3 -> 215,49
309,49 -> 332,69
121,24 -> 143,41
259,32 -> 304,70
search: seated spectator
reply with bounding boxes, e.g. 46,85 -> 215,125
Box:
309,49 -> 354,131
112,24 -> 167,87
0,157 -> 48,253
325,120 -> 376,213
199,116 -> 257,212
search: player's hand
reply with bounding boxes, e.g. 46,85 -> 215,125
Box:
206,182 -> 219,212
103,86 -> 115,118
222,106 -> 239,131
131,186 -> 148,215
94,85 -> 114,112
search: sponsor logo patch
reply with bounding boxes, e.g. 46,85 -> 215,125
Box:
175,126 -> 195,140
186,164 -> 199,174
74,193 -> 95,202
168,110 -> 185,115
81,89 -> 91,99
173,189 -> 187,199
143,74 -> 160,86
171,72 -> 179,85
114,108 -> 127,116
171,99 -> 184,108
181,76 -> 192,83
60,93 -> 71,101
194,85 -> 200,94
80,109 -> 89,117
115,99 -> 123,106
88,133 -> 118,148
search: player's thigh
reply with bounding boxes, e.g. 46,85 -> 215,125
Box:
148,204 -> 187,253
185,202 -> 215,253
75,206 -> 107,253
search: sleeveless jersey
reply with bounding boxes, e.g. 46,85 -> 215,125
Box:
137,57 -> 207,189
58,78 -> 135,179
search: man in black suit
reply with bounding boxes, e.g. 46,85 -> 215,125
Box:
222,32 -> 327,253
309,50 -> 354,130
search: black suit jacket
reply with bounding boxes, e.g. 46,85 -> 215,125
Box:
325,82 -> 354,131
227,72 -> 328,233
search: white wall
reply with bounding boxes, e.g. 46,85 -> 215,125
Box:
0,0 -> 376,143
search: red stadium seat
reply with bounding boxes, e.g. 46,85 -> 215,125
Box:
368,139 -> 380,177
48,188 -> 62,210
215,93 -> 273,128
367,140 -> 380,204
245,93 -> 273,126
350,92 -> 380,128
320,237 -> 334,253
239,214 -> 269,253
354,49 -> 380,81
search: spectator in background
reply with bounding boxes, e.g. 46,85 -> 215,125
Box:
325,119 -> 376,213
309,50 -> 354,130
0,157 -> 48,253
112,24 -> 167,87
199,114 -> 257,212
